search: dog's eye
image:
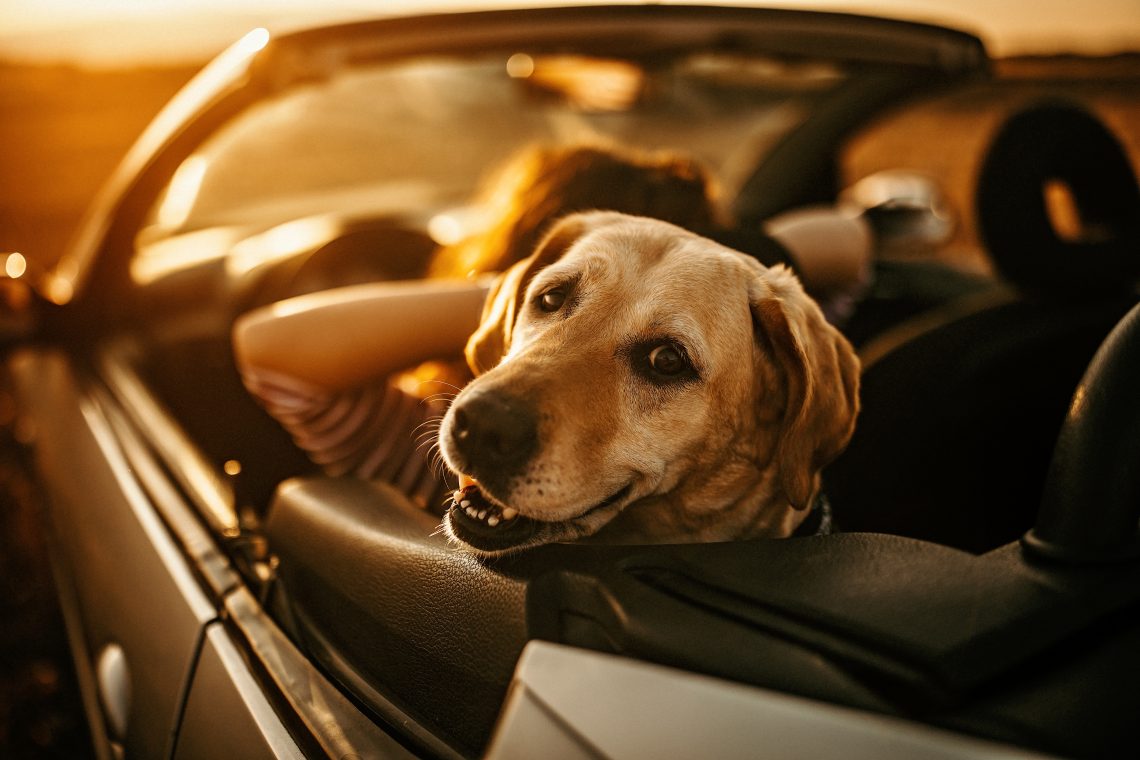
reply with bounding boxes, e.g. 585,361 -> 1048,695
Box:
630,340 -> 698,387
648,343 -> 688,376
537,287 -> 568,313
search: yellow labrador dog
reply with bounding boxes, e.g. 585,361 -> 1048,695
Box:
439,211 -> 859,556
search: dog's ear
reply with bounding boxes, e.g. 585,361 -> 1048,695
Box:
750,264 -> 860,510
465,213 -> 597,374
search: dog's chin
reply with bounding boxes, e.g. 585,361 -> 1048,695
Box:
444,482 -> 633,557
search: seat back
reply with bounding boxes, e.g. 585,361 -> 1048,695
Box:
826,295 -> 1134,552
826,100 -> 1140,552
977,100 -> 1140,293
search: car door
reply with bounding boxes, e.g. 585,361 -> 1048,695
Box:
8,346 -> 218,758
9,335 -> 399,759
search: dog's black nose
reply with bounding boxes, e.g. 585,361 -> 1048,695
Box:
450,391 -> 538,477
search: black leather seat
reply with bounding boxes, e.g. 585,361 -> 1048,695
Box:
825,100 -> 1140,553
266,448 -> 1140,759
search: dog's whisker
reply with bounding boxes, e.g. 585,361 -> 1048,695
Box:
414,426 -> 440,442
414,416 -> 442,431
423,445 -> 444,477
414,428 -> 440,446
416,437 -> 442,456
417,379 -> 464,394
430,450 -> 451,481
414,428 -> 443,448
419,397 -> 455,410
413,413 -> 444,429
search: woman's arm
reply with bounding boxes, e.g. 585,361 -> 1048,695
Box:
233,278 -> 491,391
764,206 -> 873,295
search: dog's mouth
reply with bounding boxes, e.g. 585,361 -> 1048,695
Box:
445,481 -> 632,556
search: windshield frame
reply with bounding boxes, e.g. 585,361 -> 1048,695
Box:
63,4 -> 988,313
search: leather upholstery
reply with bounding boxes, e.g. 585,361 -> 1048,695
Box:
266,469 -> 1140,758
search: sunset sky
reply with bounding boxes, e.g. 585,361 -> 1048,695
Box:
0,0 -> 1138,66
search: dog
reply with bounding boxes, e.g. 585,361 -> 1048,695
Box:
438,211 -> 859,556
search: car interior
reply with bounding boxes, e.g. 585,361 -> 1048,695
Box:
828,101 -> 1140,554
231,98 -> 1139,758
108,35 -> 1140,758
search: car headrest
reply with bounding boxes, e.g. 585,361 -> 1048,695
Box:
976,99 -> 1140,293
1026,302 -> 1140,563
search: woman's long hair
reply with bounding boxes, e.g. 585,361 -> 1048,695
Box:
429,143 -> 720,279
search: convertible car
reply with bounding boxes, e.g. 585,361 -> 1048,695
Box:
3,3 -> 1138,758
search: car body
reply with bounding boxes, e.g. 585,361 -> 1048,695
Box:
3,3 -> 1139,759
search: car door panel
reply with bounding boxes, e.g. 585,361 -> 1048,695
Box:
173,622 -> 303,760
9,348 -> 216,758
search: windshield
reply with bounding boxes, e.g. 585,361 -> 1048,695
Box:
143,51 -> 846,242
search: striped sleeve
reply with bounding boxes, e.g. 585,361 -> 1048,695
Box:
239,365 -> 454,512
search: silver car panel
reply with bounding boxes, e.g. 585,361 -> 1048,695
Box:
225,587 -> 420,759
487,641 -> 1058,760
173,621 -> 303,760
10,348 -> 217,758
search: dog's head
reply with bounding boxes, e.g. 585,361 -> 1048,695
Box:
439,211 -> 859,556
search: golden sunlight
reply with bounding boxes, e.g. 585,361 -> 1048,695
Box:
3,252 -> 27,280
1,0 -> 1138,66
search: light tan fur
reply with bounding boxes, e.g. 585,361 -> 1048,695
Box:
440,211 -> 859,554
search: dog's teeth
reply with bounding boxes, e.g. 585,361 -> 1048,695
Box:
453,484 -> 518,527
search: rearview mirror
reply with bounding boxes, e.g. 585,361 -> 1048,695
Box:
841,170 -> 955,254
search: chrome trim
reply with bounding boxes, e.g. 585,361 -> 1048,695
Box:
95,643 -> 130,741
225,587 -> 419,759
197,622 -> 305,759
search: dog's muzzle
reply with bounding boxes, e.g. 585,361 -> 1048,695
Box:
445,481 -> 633,555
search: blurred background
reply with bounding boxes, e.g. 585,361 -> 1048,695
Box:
0,0 -> 1137,757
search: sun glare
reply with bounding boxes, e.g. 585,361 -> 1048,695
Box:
3,253 -> 27,280
237,26 -> 271,56
1,0 -> 1138,64
156,155 -> 209,230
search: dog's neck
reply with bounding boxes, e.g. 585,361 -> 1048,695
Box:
588,460 -> 810,545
